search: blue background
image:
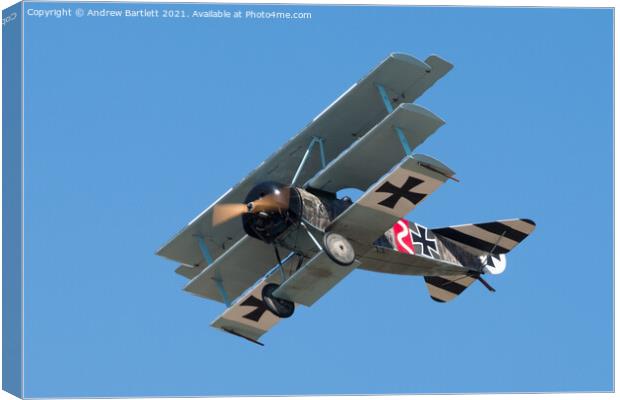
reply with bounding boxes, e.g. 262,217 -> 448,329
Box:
22,3 -> 613,397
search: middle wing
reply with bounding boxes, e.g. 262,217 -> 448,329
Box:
327,154 -> 455,253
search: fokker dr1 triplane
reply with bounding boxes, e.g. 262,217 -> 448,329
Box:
157,53 -> 535,345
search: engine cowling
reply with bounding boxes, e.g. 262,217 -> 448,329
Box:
241,181 -> 345,245
241,181 -> 302,243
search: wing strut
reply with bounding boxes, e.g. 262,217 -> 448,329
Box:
273,245 -> 287,283
300,221 -> 323,251
376,84 -> 412,156
194,234 -> 214,265
291,136 -> 326,186
195,234 -> 231,306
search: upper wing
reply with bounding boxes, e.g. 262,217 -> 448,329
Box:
327,154 -> 455,254
156,53 -> 452,271
305,103 -> 444,193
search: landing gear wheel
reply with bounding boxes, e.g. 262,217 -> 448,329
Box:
261,283 -> 295,318
323,232 -> 355,266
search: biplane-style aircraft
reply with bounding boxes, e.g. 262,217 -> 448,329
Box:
157,53 -> 535,345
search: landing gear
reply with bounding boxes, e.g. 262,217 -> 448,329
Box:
323,232 -> 355,266
262,283 -> 295,318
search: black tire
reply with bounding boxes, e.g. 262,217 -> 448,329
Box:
322,232 -> 355,266
261,283 -> 295,318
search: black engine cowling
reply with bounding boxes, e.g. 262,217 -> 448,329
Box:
241,181 -> 302,243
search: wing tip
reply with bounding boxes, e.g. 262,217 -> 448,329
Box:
425,54 -> 455,72
399,103 -> 446,126
221,328 -> 265,346
389,52 -> 431,71
522,218 -> 536,227
389,53 -> 455,76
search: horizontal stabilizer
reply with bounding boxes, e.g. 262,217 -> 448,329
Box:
432,219 -> 536,255
424,274 -> 477,303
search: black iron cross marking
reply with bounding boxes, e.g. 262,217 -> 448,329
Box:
240,295 -> 268,322
376,177 -> 427,209
411,224 -> 439,258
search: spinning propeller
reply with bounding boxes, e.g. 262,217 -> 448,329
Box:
212,187 -> 290,226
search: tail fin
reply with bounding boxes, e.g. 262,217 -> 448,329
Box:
423,218 -> 535,302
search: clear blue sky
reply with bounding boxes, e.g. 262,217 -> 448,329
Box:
21,3 -> 612,397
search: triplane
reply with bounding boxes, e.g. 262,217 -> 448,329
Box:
157,53 -> 535,345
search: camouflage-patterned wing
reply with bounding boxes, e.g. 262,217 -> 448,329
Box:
211,279 -> 282,345
210,255 -> 302,344
327,154 -> 455,253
